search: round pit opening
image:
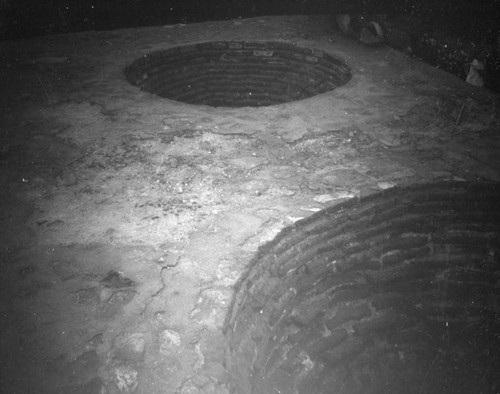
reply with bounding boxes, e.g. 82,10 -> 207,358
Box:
225,182 -> 500,394
124,41 -> 351,107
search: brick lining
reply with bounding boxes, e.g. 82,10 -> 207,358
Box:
225,181 -> 500,394
124,41 -> 351,107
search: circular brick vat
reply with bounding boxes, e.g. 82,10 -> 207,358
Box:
224,182 -> 500,394
124,41 -> 351,107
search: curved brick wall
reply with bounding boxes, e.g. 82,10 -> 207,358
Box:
124,41 -> 351,107
224,182 -> 500,394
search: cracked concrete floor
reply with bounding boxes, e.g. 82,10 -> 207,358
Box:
1,15 -> 499,394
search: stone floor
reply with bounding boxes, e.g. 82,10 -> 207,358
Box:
0,15 -> 499,394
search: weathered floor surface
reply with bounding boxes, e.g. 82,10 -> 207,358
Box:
0,15 -> 499,394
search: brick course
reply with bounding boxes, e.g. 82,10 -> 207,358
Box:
124,41 -> 351,107
225,181 -> 500,394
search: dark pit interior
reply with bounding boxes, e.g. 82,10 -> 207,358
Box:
224,182 -> 500,394
124,41 -> 351,107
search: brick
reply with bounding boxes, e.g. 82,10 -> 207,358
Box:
304,253 -> 342,276
382,234 -> 429,253
311,49 -> 325,58
365,261 -> 417,284
243,41 -> 268,50
321,270 -> 369,293
249,275 -> 281,310
330,287 -> 372,303
227,41 -> 243,49
343,216 -> 378,237
382,245 -> 431,267
305,55 -> 319,63
278,245 -> 345,278
268,287 -> 297,326
353,311 -> 401,337
407,200 -> 463,215
268,41 -> 303,51
291,274 -> 326,299
289,295 -> 330,326
336,251 -> 380,272
342,240 -> 370,256
307,248 -> 354,273
318,210 -> 351,229
384,215 -> 439,235
319,80 -> 339,90
290,52 -> 307,62
345,201 -> 379,222
377,247 -> 401,265
324,302 -> 372,330
207,41 -> 227,49
320,337 -> 367,367
371,204 -> 409,225
289,268 -> 325,295
371,292 -> 411,311
303,328 -> 349,358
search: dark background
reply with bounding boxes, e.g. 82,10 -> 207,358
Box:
1,0 -> 499,42
1,0 -> 500,90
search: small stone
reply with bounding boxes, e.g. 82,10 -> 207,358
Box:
313,194 -> 336,203
112,363 -> 138,393
155,252 -> 179,268
377,181 -> 396,190
159,329 -> 182,355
